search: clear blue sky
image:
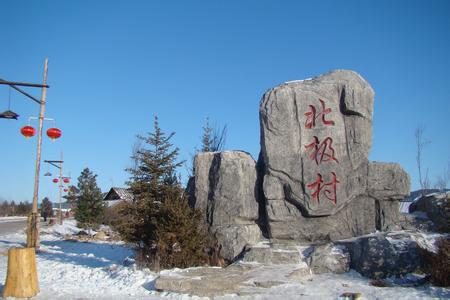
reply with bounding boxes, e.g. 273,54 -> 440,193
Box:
1,0 -> 449,203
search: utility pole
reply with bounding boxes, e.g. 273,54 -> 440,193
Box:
44,157 -> 66,225
28,58 -> 48,249
59,151 -> 63,225
1,58 -> 52,299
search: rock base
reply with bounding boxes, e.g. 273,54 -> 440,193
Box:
155,263 -> 311,297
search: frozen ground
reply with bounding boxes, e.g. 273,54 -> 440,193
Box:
0,218 -> 449,299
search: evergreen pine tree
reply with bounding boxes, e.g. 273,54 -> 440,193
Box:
201,118 -> 213,152
121,116 -> 183,244
118,115 -> 209,269
40,197 -> 53,222
190,118 -> 227,175
63,185 -> 79,210
200,118 -> 227,152
74,168 -> 104,229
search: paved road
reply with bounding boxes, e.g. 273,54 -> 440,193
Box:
0,219 -> 27,236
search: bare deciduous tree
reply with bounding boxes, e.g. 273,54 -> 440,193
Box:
415,126 -> 431,196
187,118 -> 228,177
201,118 -> 227,152
434,160 -> 450,192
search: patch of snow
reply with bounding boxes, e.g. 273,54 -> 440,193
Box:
411,232 -> 445,254
411,191 -> 450,205
0,216 -> 27,223
250,241 -> 271,248
229,270 -> 450,300
45,219 -> 82,236
331,244 -> 346,255
399,201 -> 412,214
284,78 -> 312,84
271,249 -> 298,253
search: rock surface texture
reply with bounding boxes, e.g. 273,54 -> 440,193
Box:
337,232 -> 428,279
259,70 -> 410,241
409,192 -> 450,232
189,151 -> 261,261
307,243 -> 350,274
155,263 -> 312,297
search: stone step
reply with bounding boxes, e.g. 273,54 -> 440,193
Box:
240,241 -> 307,265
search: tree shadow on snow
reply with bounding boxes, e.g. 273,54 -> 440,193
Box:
0,239 -> 26,247
141,279 -> 157,292
38,240 -> 134,269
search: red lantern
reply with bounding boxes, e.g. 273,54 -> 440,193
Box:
63,188 -> 68,192
20,126 -> 36,138
53,178 -> 59,183
63,178 -> 70,184
47,128 -> 62,141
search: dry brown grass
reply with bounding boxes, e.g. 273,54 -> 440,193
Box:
419,237 -> 450,287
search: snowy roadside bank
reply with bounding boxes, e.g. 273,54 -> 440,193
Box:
0,216 -> 28,223
0,220 -> 448,299
0,220 -> 159,299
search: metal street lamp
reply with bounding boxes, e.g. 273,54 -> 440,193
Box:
44,153 -> 68,225
0,58 -> 50,248
0,110 -> 19,120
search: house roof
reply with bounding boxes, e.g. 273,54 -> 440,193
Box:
103,187 -> 133,202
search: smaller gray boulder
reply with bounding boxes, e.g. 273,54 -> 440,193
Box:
409,192 -> 450,232
338,232 -> 423,279
190,151 -> 262,261
368,162 -> 410,201
212,224 -> 261,261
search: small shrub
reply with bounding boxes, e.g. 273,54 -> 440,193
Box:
109,201 -> 142,243
136,196 -> 211,271
419,237 -> 450,287
103,202 -> 127,228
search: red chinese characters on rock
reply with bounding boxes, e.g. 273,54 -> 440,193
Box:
303,98 -> 340,206
306,172 -> 340,205
304,136 -> 339,165
304,99 -> 335,129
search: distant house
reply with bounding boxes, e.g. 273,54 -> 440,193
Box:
52,202 -> 72,212
103,187 -> 133,207
52,202 -> 73,217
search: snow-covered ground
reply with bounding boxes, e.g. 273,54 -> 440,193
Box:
0,219 -> 449,299
0,216 -> 27,223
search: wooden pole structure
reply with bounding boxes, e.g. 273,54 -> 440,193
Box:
2,248 -> 39,298
27,58 -> 48,249
59,151 -> 63,225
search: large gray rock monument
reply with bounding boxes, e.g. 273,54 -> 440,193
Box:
260,70 -> 409,241
189,70 -> 410,260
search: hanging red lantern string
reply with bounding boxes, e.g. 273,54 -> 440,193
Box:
63,188 -> 68,192
47,128 -> 62,141
20,126 -> 36,139
63,178 -> 70,184
52,178 -> 59,183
